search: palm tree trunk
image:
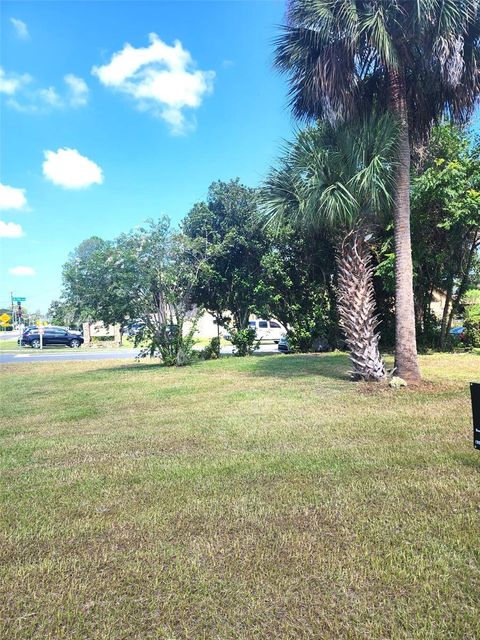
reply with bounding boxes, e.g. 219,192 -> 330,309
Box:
336,229 -> 385,381
390,69 -> 421,381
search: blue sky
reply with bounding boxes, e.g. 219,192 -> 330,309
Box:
1,0 -> 293,312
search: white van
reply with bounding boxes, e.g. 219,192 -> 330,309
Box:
248,318 -> 285,343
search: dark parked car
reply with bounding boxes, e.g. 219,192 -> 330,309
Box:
18,326 -> 84,349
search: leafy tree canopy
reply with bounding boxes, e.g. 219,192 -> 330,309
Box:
183,179 -> 270,329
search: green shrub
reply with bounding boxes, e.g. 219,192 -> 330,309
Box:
287,327 -> 330,353
201,337 -> 221,360
463,290 -> 480,348
464,318 -> 480,348
229,328 -> 259,357
136,322 -> 197,366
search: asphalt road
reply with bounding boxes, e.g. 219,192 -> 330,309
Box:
0,343 -> 279,364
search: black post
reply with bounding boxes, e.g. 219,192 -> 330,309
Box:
470,382 -> 480,450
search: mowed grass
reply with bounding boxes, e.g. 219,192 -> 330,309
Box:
0,340 -> 19,351
1,352 -> 479,640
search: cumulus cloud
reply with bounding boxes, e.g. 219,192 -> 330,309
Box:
92,33 -> 214,134
0,183 -> 27,210
64,74 -> 89,107
0,220 -> 24,238
0,66 -> 31,95
10,18 -> 29,40
42,148 -> 103,189
1,66 -> 89,111
9,265 -> 35,276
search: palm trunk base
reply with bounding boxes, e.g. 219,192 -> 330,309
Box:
337,230 -> 386,382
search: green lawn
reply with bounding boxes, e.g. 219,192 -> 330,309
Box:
0,339 -> 19,351
1,352 -> 479,639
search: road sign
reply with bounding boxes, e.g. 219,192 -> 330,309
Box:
12,297 -> 26,302
0,313 -> 11,323
471,383 -> 480,450
38,326 -> 45,334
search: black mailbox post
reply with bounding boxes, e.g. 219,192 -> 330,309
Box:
471,383 -> 480,450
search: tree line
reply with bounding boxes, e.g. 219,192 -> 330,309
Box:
48,123 -> 479,373
49,1 -> 480,381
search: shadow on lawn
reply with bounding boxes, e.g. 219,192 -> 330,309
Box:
81,351 -> 352,383
248,352 -> 351,381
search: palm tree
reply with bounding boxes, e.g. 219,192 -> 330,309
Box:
262,115 -> 396,381
275,0 -> 480,381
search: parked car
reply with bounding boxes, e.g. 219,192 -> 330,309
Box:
122,321 -> 146,337
19,326 -> 84,348
224,319 -> 286,343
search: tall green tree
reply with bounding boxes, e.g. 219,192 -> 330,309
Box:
62,236 -> 111,323
257,224 -> 338,352
46,299 -> 79,328
275,0 -> 480,380
183,179 -> 269,331
263,115 -> 397,381
411,124 -> 480,347
62,219 -> 201,365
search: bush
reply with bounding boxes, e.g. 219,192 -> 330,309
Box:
416,310 -> 441,352
463,290 -> 480,348
229,327 -> 259,357
286,327 -> 330,353
464,318 -> 480,348
136,322 -> 197,366
201,337 -> 221,360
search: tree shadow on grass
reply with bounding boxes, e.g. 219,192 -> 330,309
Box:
246,352 -> 352,381
77,351 -> 352,384
81,356 -> 212,379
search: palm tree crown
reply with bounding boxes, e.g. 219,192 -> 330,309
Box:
275,0 -> 480,136
263,114 -> 396,231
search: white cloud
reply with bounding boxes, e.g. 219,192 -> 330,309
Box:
92,33 -> 214,134
64,74 -> 89,107
0,66 -> 31,95
9,265 -> 35,276
39,86 -> 62,107
10,18 -> 29,40
0,220 -> 24,238
42,148 -> 103,189
1,66 -> 88,111
0,183 -> 27,210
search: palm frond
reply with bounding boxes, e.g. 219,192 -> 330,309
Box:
274,0 -> 480,139
260,114 -> 398,235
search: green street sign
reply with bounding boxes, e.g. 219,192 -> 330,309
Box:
12,297 -> 26,302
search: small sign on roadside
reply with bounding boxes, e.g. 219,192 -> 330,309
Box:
471,383 -> 480,450
38,325 -> 45,349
